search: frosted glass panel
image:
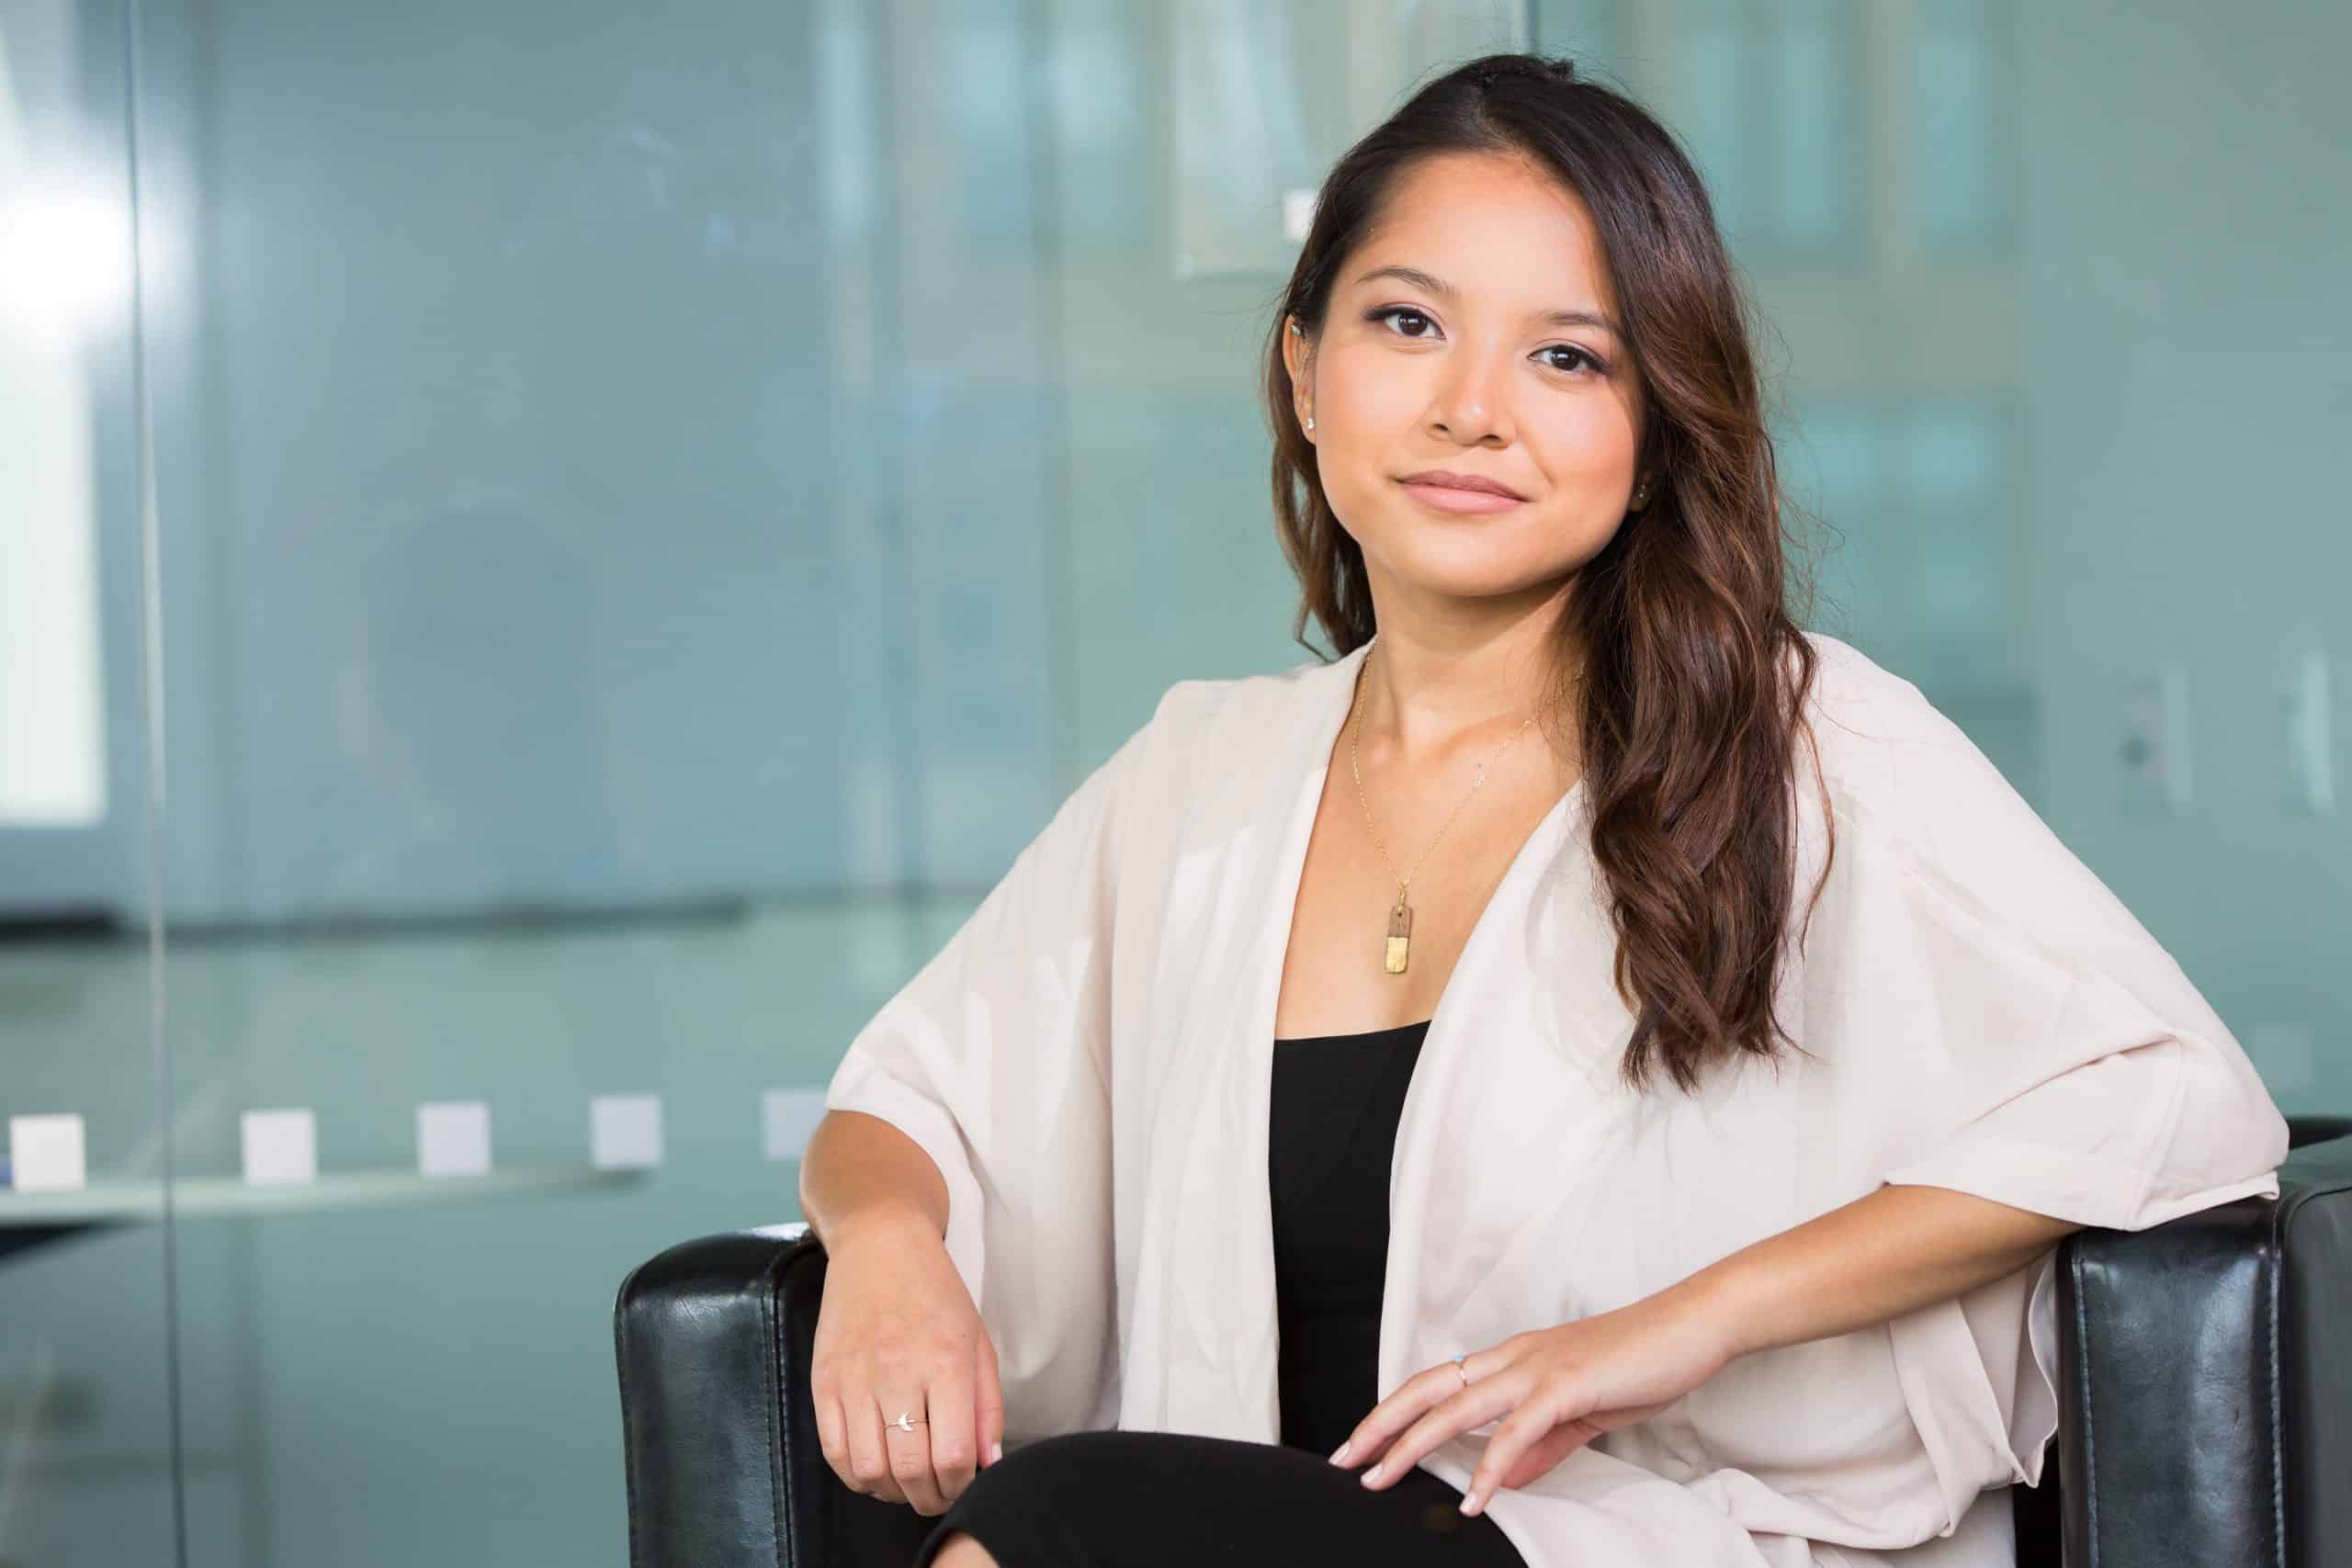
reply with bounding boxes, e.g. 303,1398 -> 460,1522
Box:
0,0 -> 181,1559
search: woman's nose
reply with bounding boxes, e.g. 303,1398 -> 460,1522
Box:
1428,347 -> 1514,445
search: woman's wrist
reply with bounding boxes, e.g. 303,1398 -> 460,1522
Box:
819,1197 -> 945,1261
1649,1266 -> 1748,1371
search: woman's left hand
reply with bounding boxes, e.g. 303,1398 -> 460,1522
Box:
1329,1287 -> 1737,1517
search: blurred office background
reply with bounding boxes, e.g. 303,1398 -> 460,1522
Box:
1,0 -> 2344,1561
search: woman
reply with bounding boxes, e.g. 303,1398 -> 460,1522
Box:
797,51 -> 2288,1568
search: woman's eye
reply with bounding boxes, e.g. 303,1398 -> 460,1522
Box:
1540,344 -> 1605,375
1371,306 -> 1438,338
1368,309 -> 1605,376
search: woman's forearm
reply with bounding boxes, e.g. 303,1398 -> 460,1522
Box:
798,1110 -> 954,1258
1667,1180 -> 2083,1361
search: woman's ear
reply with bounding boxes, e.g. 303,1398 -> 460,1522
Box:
1283,317 -> 1314,435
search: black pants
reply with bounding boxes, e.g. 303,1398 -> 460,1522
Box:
911,1428 -> 1530,1567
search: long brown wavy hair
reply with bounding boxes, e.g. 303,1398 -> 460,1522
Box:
1261,51 -> 1835,1096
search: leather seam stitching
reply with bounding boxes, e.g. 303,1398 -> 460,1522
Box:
2267,1199 -> 2288,1567
614,1256 -> 650,1568
2071,1248 -> 2100,1568
764,1247 -> 792,1568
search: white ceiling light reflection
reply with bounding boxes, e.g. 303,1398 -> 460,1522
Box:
0,143 -> 121,829
0,176 -> 135,352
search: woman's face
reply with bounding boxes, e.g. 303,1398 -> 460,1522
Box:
1283,152 -> 1648,607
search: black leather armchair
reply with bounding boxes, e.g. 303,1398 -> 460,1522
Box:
615,1119 -> 2352,1568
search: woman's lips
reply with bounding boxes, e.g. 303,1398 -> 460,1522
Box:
1396,478 -> 1525,513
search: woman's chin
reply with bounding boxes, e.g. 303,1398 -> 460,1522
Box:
1383,561 -> 1564,604
1361,529 -> 1567,600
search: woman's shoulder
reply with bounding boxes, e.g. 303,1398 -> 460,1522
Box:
1792,628 -> 1949,755
1787,629 -> 2028,848
1132,649 -> 1354,755
1074,651 -> 1354,840
1787,628 -> 2088,913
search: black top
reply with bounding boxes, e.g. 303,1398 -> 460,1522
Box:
1266,1017 -> 1433,1457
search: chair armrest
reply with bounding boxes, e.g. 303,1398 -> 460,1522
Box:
613,1223 -> 934,1568
2056,1134 -> 2352,1568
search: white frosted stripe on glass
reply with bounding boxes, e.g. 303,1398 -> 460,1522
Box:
590,1095 -> 663,1170
9,1113 -> 87,1192
763,1089 -> 828,1163
416,1101 -> 493,1179
242,1110 -> 319,1188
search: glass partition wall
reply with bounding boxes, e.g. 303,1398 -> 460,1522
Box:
3,0 -> 184,1560
2,1 -> 2344,1562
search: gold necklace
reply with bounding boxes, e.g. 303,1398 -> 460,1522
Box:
1348,643 -> 1539,976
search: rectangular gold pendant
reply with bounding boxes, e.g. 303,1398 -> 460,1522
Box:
1385,902 -> 1413,975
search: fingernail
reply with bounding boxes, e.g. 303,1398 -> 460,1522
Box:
1328,1440 -> 1352,1466
989,1441 -> 1003,1465
1460,1491 -> 1485,1517
1359,1464 -> 1383,1488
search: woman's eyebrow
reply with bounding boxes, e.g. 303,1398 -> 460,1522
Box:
1350,264 -> 1621,334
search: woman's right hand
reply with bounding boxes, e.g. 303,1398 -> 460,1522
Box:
810,1213 -> 1006,1516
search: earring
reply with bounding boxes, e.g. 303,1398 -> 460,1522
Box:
1305,415 -> 1315,432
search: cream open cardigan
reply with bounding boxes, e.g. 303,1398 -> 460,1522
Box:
822,630 -> 2287,1568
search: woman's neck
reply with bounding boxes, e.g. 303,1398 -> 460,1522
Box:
1356,607 -> 1581,770
1363,611 -> 1580,738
